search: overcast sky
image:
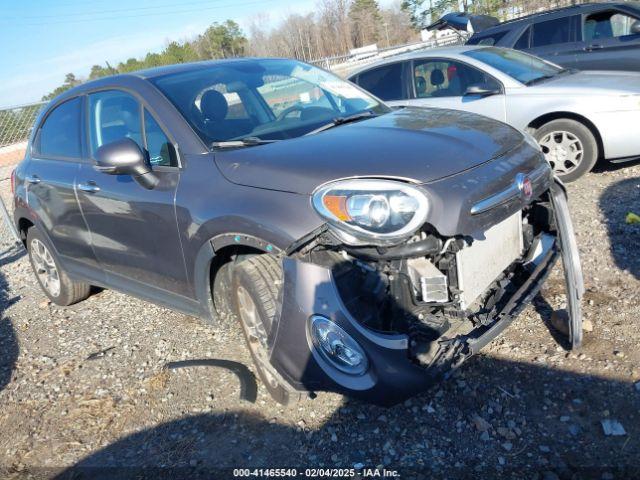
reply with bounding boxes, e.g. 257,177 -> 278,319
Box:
0,0 -> 328,108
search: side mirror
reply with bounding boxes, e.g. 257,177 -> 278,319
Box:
464,83 -> 501,97
631,20 -> 640,35
94,138 -> 158,190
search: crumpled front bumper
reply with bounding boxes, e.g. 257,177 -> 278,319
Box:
268,236 -> 559,406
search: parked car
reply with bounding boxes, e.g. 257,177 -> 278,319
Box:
13,58 -> 583,406
349,46 -> 640,182
429,3 -> 640,71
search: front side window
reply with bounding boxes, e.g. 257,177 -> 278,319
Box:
531,17 -> 572,47
413,59 -> 495,98
37,97 -> 82,159
89,90 -> 143,156
584,10 -> 640,40
464,47 -> 564,85
88,90 -> 177,167
355,62 -> 404,101
151,59 -> 387,144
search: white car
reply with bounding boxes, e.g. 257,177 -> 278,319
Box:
349,46 -> 640,182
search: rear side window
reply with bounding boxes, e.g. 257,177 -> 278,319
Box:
37,97 -> 82,159
355,63 -> 404,101
531,17 -> 572,47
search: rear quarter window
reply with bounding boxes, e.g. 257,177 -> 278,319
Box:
467,30 -> 507,46
36,97 -> 82,159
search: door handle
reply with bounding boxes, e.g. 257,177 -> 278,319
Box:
584,44 -> 603,51
78,182 -> 100,193
26,175 -> 41,184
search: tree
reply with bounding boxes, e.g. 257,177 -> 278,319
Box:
42,73 -> 81,100
349,0 -> 383,47
195,20 -> 247,59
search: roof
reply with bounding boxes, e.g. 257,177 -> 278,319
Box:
348,45 -> 483,78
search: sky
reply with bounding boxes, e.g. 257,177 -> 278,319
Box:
0,0 -> 325,108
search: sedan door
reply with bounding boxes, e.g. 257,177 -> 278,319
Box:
574,8 -> 640,71
76,89 -> 191,303
405,58 -> 506,123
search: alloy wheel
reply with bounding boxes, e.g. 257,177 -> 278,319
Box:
539,131 -> 584,176
30,239 -> 61,297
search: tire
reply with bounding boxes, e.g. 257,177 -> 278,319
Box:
533,119 -> 599,183
231,255 -> 302,405
27,227 -> 91,306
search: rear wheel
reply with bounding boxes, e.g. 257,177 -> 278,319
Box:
533,119 -> 598,183
231,255 -> 301,405
27,227 -> 91,306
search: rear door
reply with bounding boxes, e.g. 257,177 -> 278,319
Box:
405,58 -> 506,122
76,89 -> 191,301
574,8 -> 640,71
525,15 -> 582,69
25,96 -> 100,276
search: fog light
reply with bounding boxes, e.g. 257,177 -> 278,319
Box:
309,316 -> 368,375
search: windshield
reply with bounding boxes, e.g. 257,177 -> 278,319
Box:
150,59 -> 388,145
463,47 -> 565,85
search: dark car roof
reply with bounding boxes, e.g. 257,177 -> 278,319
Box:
475,2 -> 637,35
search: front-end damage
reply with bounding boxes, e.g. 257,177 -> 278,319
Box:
268,170 -> 583,405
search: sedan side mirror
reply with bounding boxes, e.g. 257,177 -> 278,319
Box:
94,138 -> 159,190
464,83 -> 501,98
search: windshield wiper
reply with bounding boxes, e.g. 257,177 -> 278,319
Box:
212,137 -> 279,149
305,111 -> 378,136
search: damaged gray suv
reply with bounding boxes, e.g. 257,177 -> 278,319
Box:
13,58 -> 583,405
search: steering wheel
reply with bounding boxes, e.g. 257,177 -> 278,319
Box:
276,104 -> 306,122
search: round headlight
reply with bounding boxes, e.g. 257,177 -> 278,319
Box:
309,316 -> 368,376
312,179 -> 429,245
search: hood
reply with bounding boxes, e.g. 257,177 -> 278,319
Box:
427,12 -> 499,33
530,70 -> 640,95
214,108 -> 524,195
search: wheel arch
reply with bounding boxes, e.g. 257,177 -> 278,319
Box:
193,233 -> 283,324
527,111 -> 605,160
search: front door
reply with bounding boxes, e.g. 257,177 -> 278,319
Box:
404,58 -> 506,123
76,89 -> 190,300
574,8 -> 640,71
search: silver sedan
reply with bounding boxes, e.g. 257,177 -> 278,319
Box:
349,46 -> 640,182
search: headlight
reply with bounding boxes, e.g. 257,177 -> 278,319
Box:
312,178 -> 429,245
523,130 -> 542,153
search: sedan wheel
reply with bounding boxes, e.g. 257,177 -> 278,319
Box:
533,119 -> 598,183
539,131 -> 584,176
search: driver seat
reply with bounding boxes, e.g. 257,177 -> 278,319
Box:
199,90 -> 243,140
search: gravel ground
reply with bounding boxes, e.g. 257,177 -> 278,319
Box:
0,161 -> 639,479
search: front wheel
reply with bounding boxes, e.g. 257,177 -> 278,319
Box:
231,255 -> 301,405
533,119 -> 598,183
27,227 -> 91,306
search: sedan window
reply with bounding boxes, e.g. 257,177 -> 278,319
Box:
355,62 -> 405,101
464,47 -> 564,85
413,60 -> 493,98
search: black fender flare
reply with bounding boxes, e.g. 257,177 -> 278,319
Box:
193,233 -> 284,323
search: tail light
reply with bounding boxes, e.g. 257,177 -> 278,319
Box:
10,169 -> 15,195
